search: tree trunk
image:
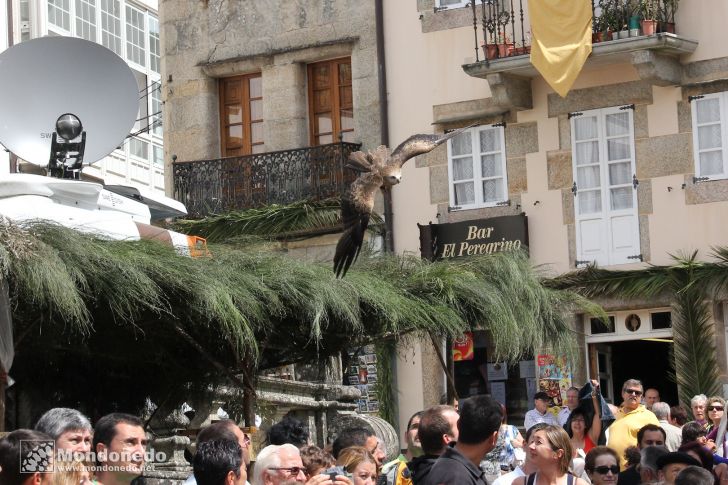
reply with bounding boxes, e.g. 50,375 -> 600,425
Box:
241,363 -> 256,428
428,334 -> 459,403
0,373 -> 5,432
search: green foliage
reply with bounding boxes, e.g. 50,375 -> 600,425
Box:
2,221 -> 594,413
172,198 -> 383,242
375,341 -> 397,429
549,251 -> 723,410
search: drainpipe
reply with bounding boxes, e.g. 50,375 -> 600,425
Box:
375,0 -> 394,253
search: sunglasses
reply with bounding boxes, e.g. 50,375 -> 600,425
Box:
594,465 -> 619,475
624,389 -> 643,396
709,406 -> 725,411
269,467 -> 305,476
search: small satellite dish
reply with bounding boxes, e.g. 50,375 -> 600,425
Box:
0,36 -> 139,167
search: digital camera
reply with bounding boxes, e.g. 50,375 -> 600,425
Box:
321,466 -> 348,481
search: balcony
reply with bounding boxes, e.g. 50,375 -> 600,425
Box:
460,0 -> 697,112
173,142 -> 361,218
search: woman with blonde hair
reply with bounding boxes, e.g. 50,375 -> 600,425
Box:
336,446 -> 377,485
706,396 -> 725,433
512,425 -> 589,485
51,458 -> 92,485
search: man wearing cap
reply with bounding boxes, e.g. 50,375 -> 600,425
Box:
606,379 -> 659,468
524,392 -> 558,431
657,452 -> 701,485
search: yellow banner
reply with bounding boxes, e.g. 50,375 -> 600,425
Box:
528,0 -> 592,97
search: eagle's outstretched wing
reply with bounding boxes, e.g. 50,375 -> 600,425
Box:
333,196 -> 371,278
389,124 -> 476,168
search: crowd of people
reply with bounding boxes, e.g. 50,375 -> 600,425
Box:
1,380 -> 727,485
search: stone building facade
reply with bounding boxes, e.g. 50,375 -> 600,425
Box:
386,0 -> 728,441
161,0 -> 382,184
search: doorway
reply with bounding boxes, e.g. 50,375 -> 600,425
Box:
589,339 -> 678,406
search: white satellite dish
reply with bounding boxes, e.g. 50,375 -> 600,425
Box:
0,36 -> 139,167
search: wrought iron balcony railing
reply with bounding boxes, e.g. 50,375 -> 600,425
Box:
470,0 -> 679,63
173,142 -> 361,218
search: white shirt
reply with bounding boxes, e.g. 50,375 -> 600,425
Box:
658,419 -> 683,452
524,408 -> 558,430
558,407 -> 572,426
492,466 -> 526,485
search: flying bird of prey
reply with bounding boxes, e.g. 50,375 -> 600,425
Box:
333,125 -> 475,277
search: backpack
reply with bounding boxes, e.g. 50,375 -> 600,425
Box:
378,459 -> 412,485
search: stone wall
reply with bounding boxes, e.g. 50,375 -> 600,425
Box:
160,0 -> 381,194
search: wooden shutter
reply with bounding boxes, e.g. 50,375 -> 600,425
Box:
308,58 -> 354,145
219,73 -> 263,157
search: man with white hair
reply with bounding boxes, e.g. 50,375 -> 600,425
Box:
691,394 -> 709,429
253,444 -> 306,485
652,402 -> 682,451
252,444 -> 352,485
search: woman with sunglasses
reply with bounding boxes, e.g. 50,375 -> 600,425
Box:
706,396 -> 725,433
512,425 -> 589,485
584,447 -> 619,485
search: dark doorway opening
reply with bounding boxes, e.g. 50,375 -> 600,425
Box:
608,339 -> 678,407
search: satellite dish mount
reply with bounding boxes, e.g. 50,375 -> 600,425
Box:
48,113 -> 86,179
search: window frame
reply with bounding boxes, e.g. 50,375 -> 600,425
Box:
218,72 -> 264,157
691,92 -> 728,181
435,0 -> 476,8
446,124 -> 509,211
307,57 -> 354,146
43,0 -> 162,188
570,105 -> 640,267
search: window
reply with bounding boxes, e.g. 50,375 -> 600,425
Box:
75,0 -> 96,41
148,15 -> 160,74
590,316 -> 616,334
48,0 -> 71,32
691,92 -> 728,180
152,145 -> 164,167
307,58 -> 354,145
219,73 -> 264,157
447,124 -> 508,209
151,82 -> 162,137
571,106 -> 640,267
125,4 -> 146,67
651,311 -> 672,330
100,0 -> 122,55
129,138 -> 148,160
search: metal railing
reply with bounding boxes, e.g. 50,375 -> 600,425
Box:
173,142 -> 361,217
469,0 -> 678,63
470,0 -> 531,62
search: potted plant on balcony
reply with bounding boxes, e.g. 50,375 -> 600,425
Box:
494,32 -> 514,58
598,0 -> 619,41
481,39 -> 498,60
639,0 -> 659,35
626,0 -> 641,36
660,0 -> 678,33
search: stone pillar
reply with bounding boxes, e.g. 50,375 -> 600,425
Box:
144,435 -> 192,485
330,414 -> 399,462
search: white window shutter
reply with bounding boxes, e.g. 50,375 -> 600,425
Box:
572,107 -> 640,267
447,124 -> 509,210
692,93 -> 727,180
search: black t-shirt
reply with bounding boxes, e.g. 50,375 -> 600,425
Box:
419,444 -> 488,485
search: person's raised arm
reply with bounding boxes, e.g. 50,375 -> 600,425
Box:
588,379 -> 603,445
